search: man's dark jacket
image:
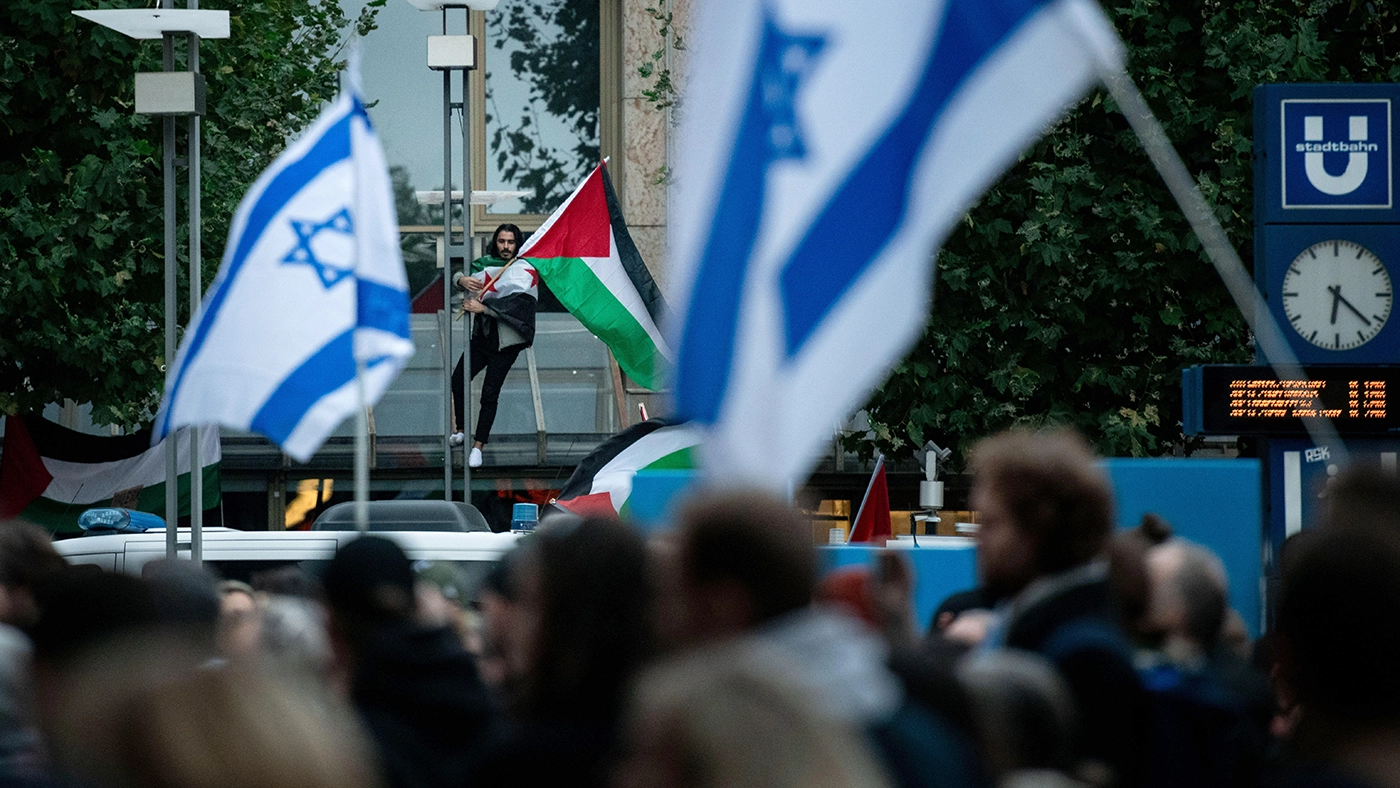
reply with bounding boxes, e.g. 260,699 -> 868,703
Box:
1004,570 -> 1149,788
351,624 -> 495,788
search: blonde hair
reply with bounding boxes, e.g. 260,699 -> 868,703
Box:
42,634 -> 378,788
621,645 -> 892,788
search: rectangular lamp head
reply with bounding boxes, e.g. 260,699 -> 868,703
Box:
135,72 -> 207,116
428,35 -> 477,70
71,9 -> 230,39
402,0 -> 499,10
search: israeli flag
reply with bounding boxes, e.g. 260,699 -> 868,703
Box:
670,0 -> 1124,488
154,56 -> 413,462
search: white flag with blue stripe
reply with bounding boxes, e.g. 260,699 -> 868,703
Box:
154,57 -> 413,462
670,0 -> 1124,489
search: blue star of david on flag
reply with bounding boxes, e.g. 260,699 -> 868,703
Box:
673,13 -> 826,425
759,25 -> 825,160
283,208 -> 356,288
669,0 -> 1127,490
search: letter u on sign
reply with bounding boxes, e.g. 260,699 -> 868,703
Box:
1303,115 -> 1369,195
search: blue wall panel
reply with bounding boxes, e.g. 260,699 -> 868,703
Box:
1104,458 -> 1263,637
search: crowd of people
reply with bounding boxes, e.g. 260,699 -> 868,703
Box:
0,428 -> 1395,788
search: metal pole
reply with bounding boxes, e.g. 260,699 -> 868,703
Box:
441,5 -> 454,502
460,16 -> 472,501
162,30 -> 179,560
187,18 -> 203,564
355,360 -> 369,533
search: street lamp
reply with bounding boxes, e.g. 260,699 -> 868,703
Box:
74,3 -> 228,562
403,0 -> 497,504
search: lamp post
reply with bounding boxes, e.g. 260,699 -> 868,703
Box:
404,0 -> 496,505
74,3 -> 228,561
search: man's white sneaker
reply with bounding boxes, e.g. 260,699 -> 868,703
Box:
468,447 -> 483,468
449,432 -> 465,447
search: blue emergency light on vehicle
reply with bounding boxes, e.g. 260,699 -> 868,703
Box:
78,508 -> 167,534
510,504 -> 538,532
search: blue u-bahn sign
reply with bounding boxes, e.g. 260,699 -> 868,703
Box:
1258,84 -> 1400,225
1281,98 -> 1391,209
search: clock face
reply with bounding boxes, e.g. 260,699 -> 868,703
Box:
1281,240 -> 1393,351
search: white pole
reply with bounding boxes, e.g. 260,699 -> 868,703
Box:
355,359 -> 369,533
1098,66 -> 1350,464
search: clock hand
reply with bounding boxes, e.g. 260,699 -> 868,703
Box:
1334,289 -> 1373,326
1328,285 -> 1341,325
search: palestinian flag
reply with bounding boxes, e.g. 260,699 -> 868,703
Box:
470,260 -> 539,348
519,163 -> 670,390
555,418 -> 699,518
0,415 -> 221,535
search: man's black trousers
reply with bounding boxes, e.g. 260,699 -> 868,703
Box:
451,333 -> 523,446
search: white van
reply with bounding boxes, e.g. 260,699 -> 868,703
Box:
52,527 -> 524,593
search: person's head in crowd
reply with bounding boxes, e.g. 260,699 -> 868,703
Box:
957,650 -> 1079,782
413,560 -> 468,640
475,549 -> 520,690
1275,525 -> 1400,763
143,559 -> 221,657
322,536 -> 417,643
44,652 -> 377,788
669,491 -> 815,646
1324,463 -> 1400,532
617,646 -> 893,788
488,223 -> 523,262
217,581 -> 261,661
29,571 -> 187,777
1106,513 -> 1174,642
30,570 -> 160,672
501,517 -> 651,725
258,596 -> 331,678
1145,539 -> 1228,661
969,430 -> 1114,598
0,521 -> 69,630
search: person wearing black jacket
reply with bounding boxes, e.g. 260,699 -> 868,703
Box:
451,223 -> 537,469
323,537 -> 494,788
968,429 -> 1150,788
466,517 -> 652,788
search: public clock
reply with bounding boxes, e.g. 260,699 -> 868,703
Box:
1281,239 -> 1393,351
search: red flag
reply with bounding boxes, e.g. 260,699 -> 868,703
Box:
848,455 -> 891,544
0,417 -> 54,520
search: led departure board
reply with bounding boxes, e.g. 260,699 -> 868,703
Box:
1183,365 -> 1400,435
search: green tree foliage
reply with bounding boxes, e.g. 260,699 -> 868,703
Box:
859,0 -> 1400,462
0,0 -> 383,428
487,0 -> 599,213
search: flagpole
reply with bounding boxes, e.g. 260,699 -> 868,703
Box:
460,45 -> 473,506
441,28 -> 454,505
161,25 -> 179,560
1097,65 -> 1349,465
355,358 -> 369,533
187,6 -> 203,564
